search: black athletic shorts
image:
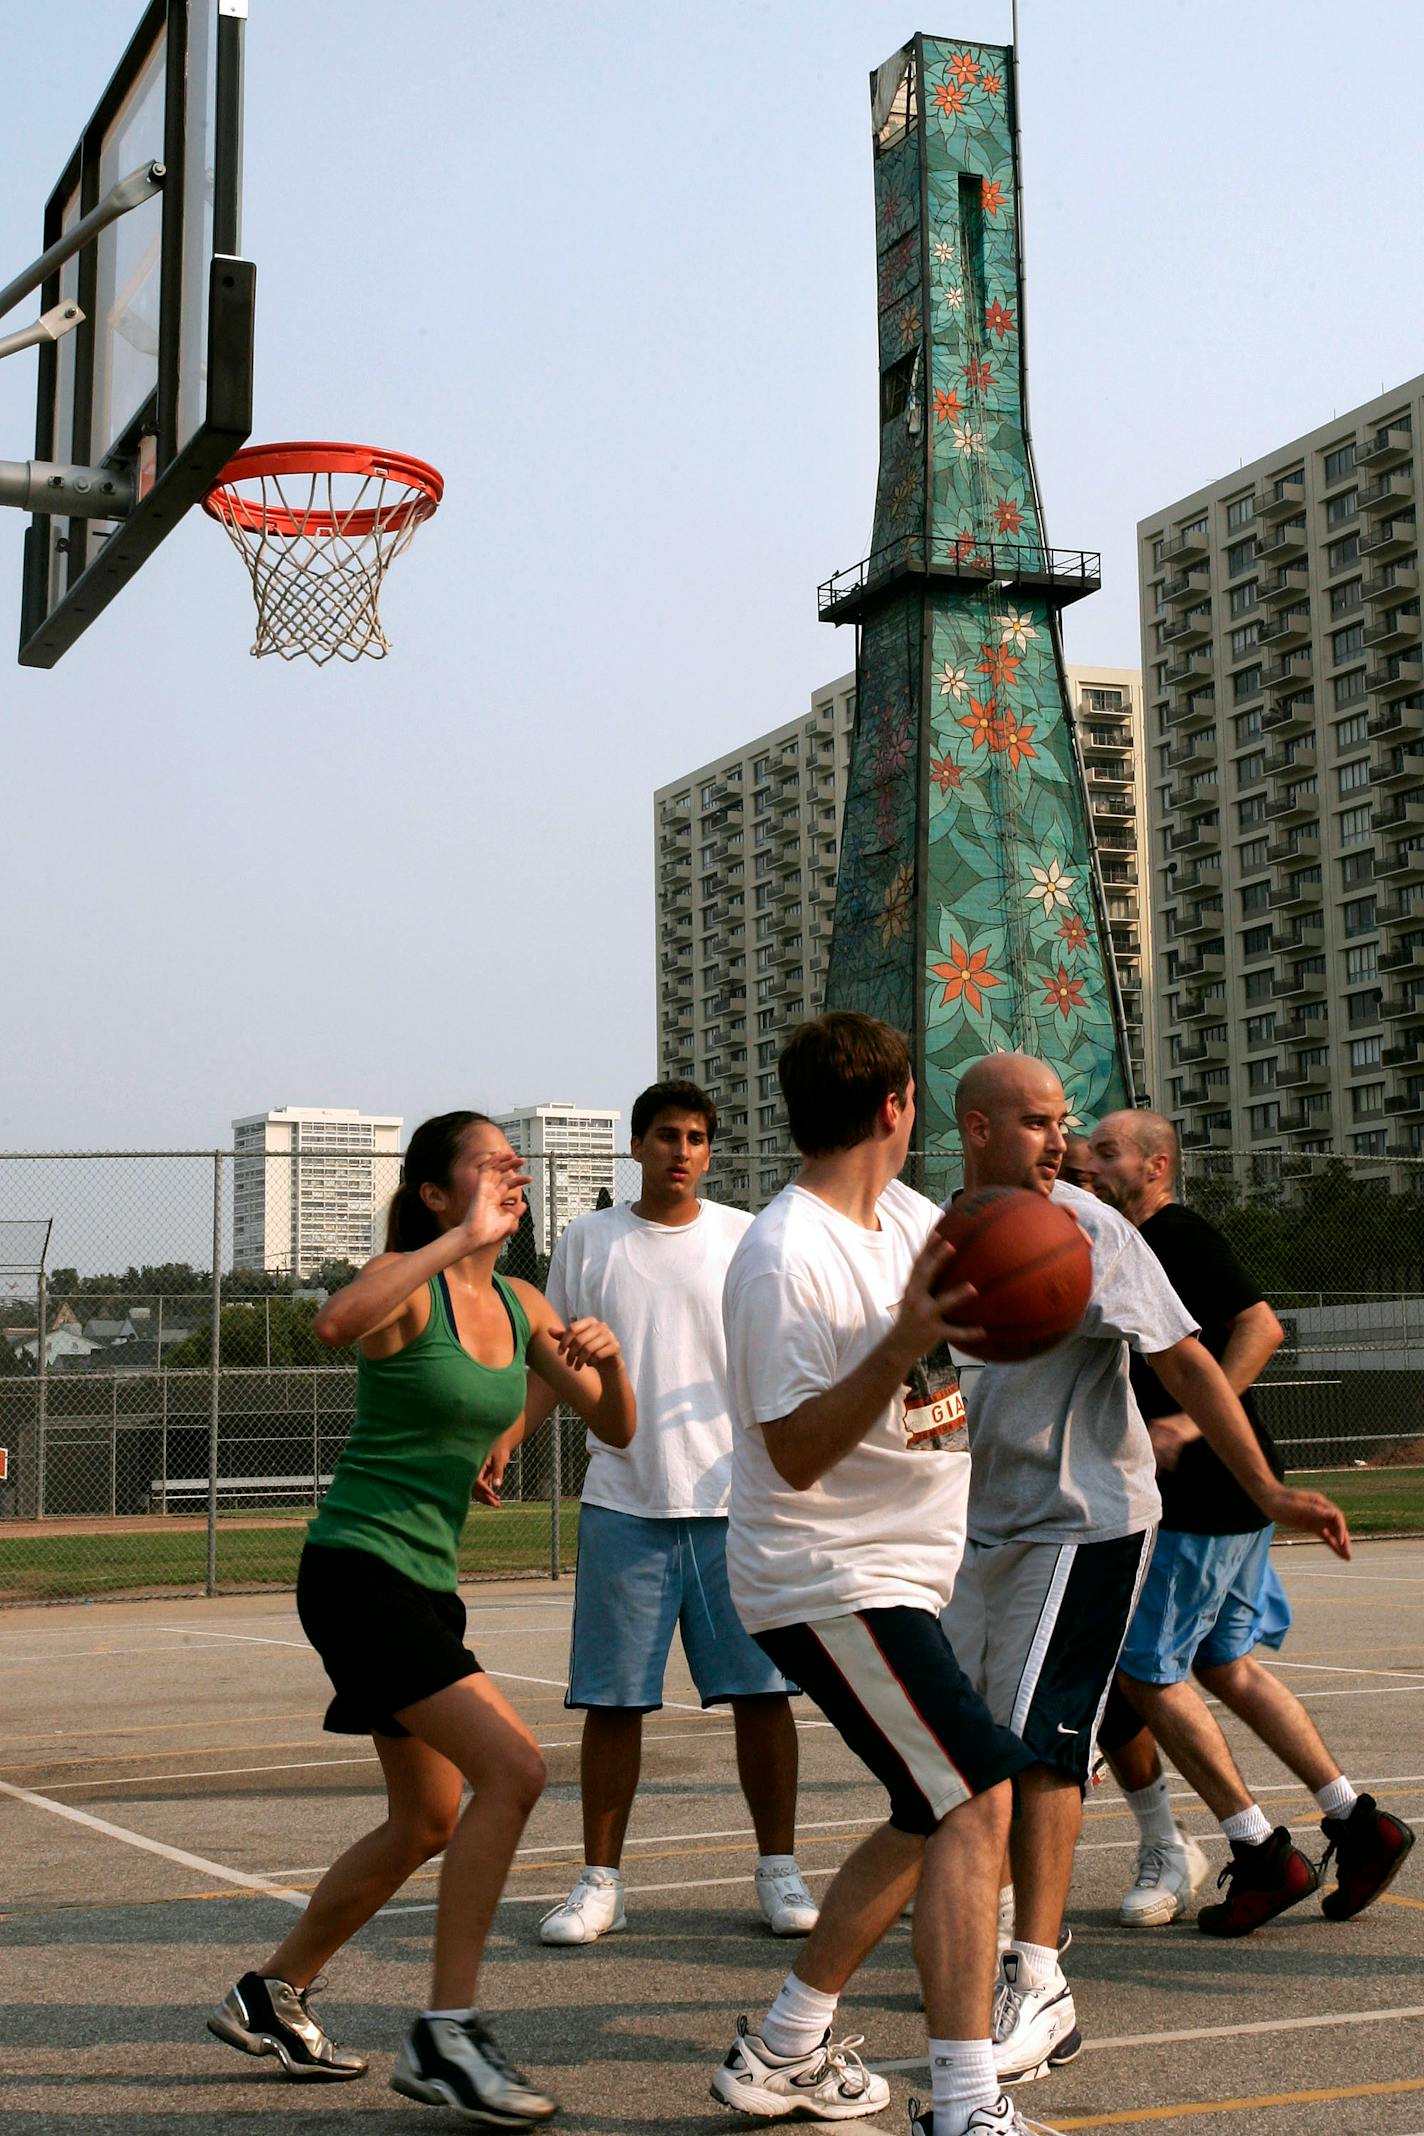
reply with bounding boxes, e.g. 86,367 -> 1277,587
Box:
755,1606 -> 1034,1836
296,1541 -> 482,1738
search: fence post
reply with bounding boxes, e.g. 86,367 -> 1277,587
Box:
110,1375 -> 118,1517
312,1371 -> 319,1508
206,1153 -> 223,1597
547,1153 -> 562,1581
35,1266 -> 47,1518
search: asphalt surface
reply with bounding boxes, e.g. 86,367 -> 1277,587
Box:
0,1541 -> 1421,2135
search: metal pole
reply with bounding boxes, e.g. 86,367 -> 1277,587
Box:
110,1377 -> 118,1518
206,1154 -> 223,1597
160,1366 -> 168,1516
549,1406 -> 563,1581
312,1371 -> 319,1508
35,1268 -> 47,1518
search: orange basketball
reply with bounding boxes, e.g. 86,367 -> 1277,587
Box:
934,1186 -> 1092,1363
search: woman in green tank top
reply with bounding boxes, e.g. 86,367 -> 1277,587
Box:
208,1111 -> 635,2125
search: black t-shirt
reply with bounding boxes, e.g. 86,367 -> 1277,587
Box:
1130,1203 -> 1284,1536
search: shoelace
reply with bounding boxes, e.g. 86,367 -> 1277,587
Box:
819,2033 -> 873,2097
463,2018 -> 536,2089
540,1874 -> 615,1925
991,1978 -> 1022,2044
1132,1842 -> 1169,1888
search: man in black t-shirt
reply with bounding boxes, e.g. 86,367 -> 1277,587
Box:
1088,1111 -> 1414,1938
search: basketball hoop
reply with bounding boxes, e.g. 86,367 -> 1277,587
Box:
202,441 -> 443,664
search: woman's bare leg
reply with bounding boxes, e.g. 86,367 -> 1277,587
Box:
396,1672 -> 547,2010
262,1733 -> 464,1989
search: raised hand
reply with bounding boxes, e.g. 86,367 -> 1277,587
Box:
452,1152 -> 531,1254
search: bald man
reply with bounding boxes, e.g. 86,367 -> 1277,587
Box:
942,1056 -> 1350,2090
1090,1111 -> 1415,1934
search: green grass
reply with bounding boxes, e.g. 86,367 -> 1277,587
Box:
1,1476 -> 1420,1604
0,1500 -> 583,1602
1287,1465 -> 1424,1535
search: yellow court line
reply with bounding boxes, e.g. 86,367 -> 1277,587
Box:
1379,1889 -> 1424,1912
1055,2075 -> 1424,2129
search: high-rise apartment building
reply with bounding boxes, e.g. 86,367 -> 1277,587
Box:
231,1107 -> 403,1276
493,1104 -> 620,1253
653,674 -> 856,1203
1064,664 -> 1156,1100
1139,379 -> 1424,1176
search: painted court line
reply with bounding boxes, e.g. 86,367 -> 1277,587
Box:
1053,2076 -> 1424,2129
0,1775 -> 307,1907
870,2003 -> 1424,2076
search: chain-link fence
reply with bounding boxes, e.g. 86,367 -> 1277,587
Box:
1,1143 -> 1421,1603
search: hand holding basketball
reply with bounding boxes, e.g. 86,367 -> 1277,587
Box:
892,1229 -> 986,1362
933,1186 -> 1092,1362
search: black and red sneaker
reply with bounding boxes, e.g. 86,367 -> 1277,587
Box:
1320,1794 -> 1417,1920
1197,1827 -> 1320,1938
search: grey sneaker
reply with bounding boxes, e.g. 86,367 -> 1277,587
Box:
207,1970 -> 367,2081
390,2014 -> 558,2126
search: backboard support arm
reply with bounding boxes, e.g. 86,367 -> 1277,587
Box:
0,300 -> 84,366
0,162 -> 165,325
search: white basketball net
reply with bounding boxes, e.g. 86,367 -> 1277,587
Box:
209,465 -> 434,664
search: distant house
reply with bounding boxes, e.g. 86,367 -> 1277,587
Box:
15,1324 -> 99,1366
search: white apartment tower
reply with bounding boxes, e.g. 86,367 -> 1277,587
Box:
654,673 -> 856,1204
232,1107 -> 403,1277
493,1104 -> 621,1253
1064,664 -> 1157,1100
1140,377 -> 1424,1178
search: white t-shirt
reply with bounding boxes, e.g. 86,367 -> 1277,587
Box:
955,1180 -> 1197,1546
546,1198 -> 753,1519
723,1177 -> 971,1635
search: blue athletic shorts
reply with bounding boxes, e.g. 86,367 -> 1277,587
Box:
565,1504 -> 792,1711
1118,1525 -> 1292,1687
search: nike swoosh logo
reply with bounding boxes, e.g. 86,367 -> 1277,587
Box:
1056,1723 -> 1079,1735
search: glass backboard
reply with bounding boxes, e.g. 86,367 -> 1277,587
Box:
17,0 -> 253,667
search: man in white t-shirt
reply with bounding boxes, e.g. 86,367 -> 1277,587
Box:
486,1081 -> 815,1948
943,1053 -> 1351,2096
713,1013 -> 1042,2136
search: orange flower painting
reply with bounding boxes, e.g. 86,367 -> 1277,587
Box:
931,939 -> 1001,1014
1043,965 -> 1086,1018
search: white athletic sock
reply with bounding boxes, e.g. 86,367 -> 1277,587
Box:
1222,1804 -> 1273,1847
996,1883 -> 1015,1938
422,2005 -> 476,2022
929,2037 -> 998,2135
1126,1774 -> 1180,1847
1316,1776 -> 1358,1819
1009,1938 -> 1061,1990
580,1864 -> 622,1882
758,1852 -> 798,1874
760,1972 -> 838,2059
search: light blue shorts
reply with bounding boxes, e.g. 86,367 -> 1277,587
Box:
566,1505 -> 792,1711
1119,1525 -> 1293,1687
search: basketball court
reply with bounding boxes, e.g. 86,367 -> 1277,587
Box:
1,1538 -> 1420,2134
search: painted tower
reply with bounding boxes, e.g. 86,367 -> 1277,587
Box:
822,35 -> 1132,1176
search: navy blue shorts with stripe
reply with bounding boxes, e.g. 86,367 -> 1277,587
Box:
755,1606 -> 1034,1836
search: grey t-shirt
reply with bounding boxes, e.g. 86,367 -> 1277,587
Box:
956,1181 -> 1198,1546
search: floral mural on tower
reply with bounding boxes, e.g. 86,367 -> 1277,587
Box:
825,34 -> 1130,1177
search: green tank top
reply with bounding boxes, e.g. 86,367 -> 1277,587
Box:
308,1271 -> 532,1590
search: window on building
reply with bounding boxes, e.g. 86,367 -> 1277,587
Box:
1245,1013 -> 1276,1046
1226,494 -> 1255,529
1233,707 -> 1262,744
1326,488 -> 1359,527
1340,848 -> 1375,886
1241,881 -> 1272,915
1332,622 -> 1365,664
1334,711 -> 1369,750
1226,537 -> 1257,578
1334,669 -> 1366,708
1230,625 -> 1260,660
1248,1057 -> 1278,1091
1249,1102 -> 1281,1134
1327,533 -> 1361,572
1229,582 -> 1257,616
1345,943 -> 1379,983
1239,837 -> 1269,871
1237,794 -> 1268,827
1349,1035 -> 1383,1069
1242,924 -> 1273,956
1330,578 -> 1363,616
1324,443 -> 1356,484
1343,895 -> 1378,936
1352,1130 -> 1387,1156
1346,988 -> 1382,1027
1237,750 -> 1266,787
1244,968 -> 1273,1002
1339,801 -> 1374,844
1351,1083 -> 1386,1118
1233,666 -> 1263,703
1337,757 -> 1371,795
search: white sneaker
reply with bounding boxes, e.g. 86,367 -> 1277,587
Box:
755,1860 -> 820,1936
909,2094 -> 1063,2134
538,1866 -> 626,1946
1118,1831 -> 1211,1927
710,2016 -> 890,2120
991,1953 -> 1081,2085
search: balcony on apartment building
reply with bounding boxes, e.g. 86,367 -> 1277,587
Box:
1272,960 -> 1328,1000
1169,774 -> 1220,813
1266,739 -> 1316,780
1262,652 -> 1313,689
1166,730 -> 1216,777
1181,1122 -> 1234,1150
1164,688 -> 1218,732
1174,986 -> 1214,1021
1162,526 -> 1211,566
1360,520 -> 1418,561
1384,1085 -> 1424,1121
1377,843 -> 1424,884
1361,467 -> 1416,516
1384,1032 -> 1423,1067
1364,563 -> 1419,606
1275,869 -> 1324,913
1277,1056 -> 1331,1092
1163,567 -> 1211,606
1270,912 -> 1324,955
1164,650 -> 1215,690
1375,792 -> 1424,837
1162,612 -> 1214,653
1257,609 -> 1312,652
1169,816 -> 1221,855
1268,827 -> 1321,870
1261,690 -> 1315,736
1174,857 -> 1222,895
1369,699 -> 1424,744
1382,991 -> 1424,1025
1174,900 -> 1225,941
1276,1008 -> 1329,1044
1372,749 -> 1424,794
1259,562 -> 1311,607
1362,609 -> 1422,656
1252,475 -> 1305,522
1366,652 -> 1424,697
1258,520 -> 1309,564
1172,945 -> 1226,984
1359,420 -> 1414,470
1176,1033 -> 1229,1067
1280,1103 -> 1332,1135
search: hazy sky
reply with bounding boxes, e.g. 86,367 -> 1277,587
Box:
3,0 -> 1423,1152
